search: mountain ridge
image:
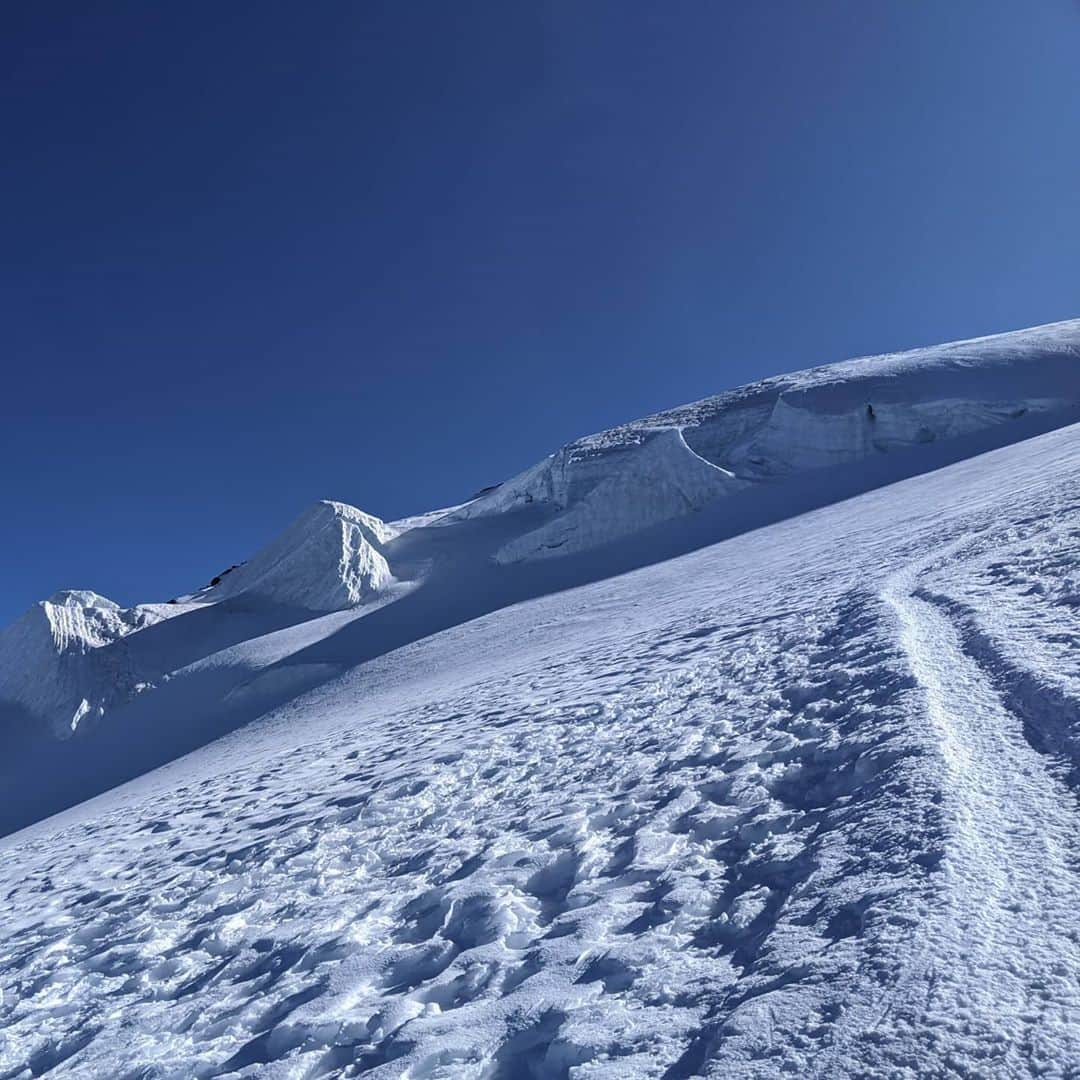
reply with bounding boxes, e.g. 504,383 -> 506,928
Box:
1,317 -> 1077,833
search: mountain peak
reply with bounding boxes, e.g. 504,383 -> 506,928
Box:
206,498 -> 396,612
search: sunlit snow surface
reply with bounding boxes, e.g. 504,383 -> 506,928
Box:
4,318 -> 1079,782
2,421 -> 1079,1077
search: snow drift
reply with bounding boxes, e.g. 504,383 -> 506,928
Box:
0,501 -> 398,747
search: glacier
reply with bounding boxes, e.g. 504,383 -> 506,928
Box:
0,319 -> 1079,1077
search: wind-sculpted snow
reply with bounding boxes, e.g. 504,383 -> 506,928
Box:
2,420 -> 1080,1076
0,590 -> 168,737
495,429 -> 746,562
203,500 -> 397,612
2,320 -> 1080,1074
482,319 -> 1079,559
0,501 -> 399,753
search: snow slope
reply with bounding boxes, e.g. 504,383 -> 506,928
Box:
2,319 -> 1077,794
3,417 -> 1080,1078
1,319 -> 1079,1075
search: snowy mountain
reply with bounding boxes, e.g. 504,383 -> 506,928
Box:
3,320 -> 1077,774
0,590 -> 167,737
1,319 -> 1079,1077
202,500 -> 398,612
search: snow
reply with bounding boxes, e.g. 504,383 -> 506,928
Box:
0,502 -> 401,752
1,319 -> 1079,1076
0,589 -> 166,739
495,428 -> 746,563
3,320 -> 1077,750
203,500 -> 398,612
465,318 -> 1080,559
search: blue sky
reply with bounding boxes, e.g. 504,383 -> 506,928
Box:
3,1 -> 1080,621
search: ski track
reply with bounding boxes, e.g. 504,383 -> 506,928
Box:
1,430 -> 1080,1077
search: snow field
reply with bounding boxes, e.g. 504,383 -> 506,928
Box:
1,321 -> 1079,1076
3,422 -> 1078,1076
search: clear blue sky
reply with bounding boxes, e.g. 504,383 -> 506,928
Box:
3,1 -> 1080,622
